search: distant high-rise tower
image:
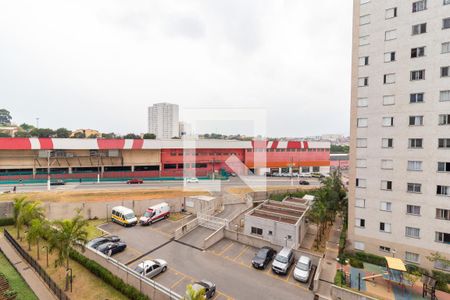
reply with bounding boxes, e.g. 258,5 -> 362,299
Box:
148,103 -> 179,139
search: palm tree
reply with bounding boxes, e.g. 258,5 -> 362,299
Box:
184,284 -> 205,300
48,212 -> 88,268
13,197 -> 44,239
26,218 -> 48,260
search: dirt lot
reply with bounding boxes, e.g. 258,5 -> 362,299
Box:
0,188 -> 208,203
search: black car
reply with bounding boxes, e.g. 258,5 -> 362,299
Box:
252,246 -> 276,269
299,180 -> 310,185
50,179 -> 65,186
86,236 -> 120,249
97,242 -> 127,256
192,280 -> 216,299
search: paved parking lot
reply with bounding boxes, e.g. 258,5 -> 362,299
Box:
98,220 -> 315,300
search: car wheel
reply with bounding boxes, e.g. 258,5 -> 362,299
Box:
108,250 -> 112,257
162,266 -> 167,272
210,290 -> 215,297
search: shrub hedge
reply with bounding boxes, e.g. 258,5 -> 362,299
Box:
334,270 -> 345,286
349,258 -> 364,269
0,218 -> 14,226
353,252 -> 387,267
432,270 -> 450,293
69,249 -> 149,300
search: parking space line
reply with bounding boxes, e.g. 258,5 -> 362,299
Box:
233,245 -> 249,261
285,265 -> 295,282
218,241 -> 234,256
170,275 -> 187,289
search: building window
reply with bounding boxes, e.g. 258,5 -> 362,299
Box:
357,98 -> 368,107
382,138 -> 394,148
411,47 -> 425,58
356,178 -> 367,188
381,180 -> 393,191
380,201 -> 392,212
251,227 -> 263,236
354,241 -> 365,250
409,138 -> 423,148
410,70 -> 425,81
438,138 -> 450,148
268,230 -> 273,236
355,198 -> 366,208
405,227 -> 420,239
435,232 -> 450,244
407,205 -> 421,215
435,260 -> 450,272
379,246 -> 391,253
359,56 -> 369,66
359,35 -> 370,46
381,159 -> 393,170
443,18 -> 450,29
409,116 -> 424,126
412,0 -> 427,12
439,114 -> 450,125
384,51 -> 396,62
408,161 -> 422,171
357,138 -> 367,148
312,166 -> 320,172
442,42 -> 450,54
382,117 -> 394,127
357,118 -> 368,128
405,252 -> 420,263
436,209 -> 450,220
410,93 -> 424,103
379,222 -> 391,233
383,95 -> 395,105
438,162 -> 450,172
360,15 -> 370,25
407,183 -> 422,193
437,185 -> 450,196
441,90 -> 450,102
358,77 -> 369,87
385,7 -> 397,19
441,66 -> 449,77
383,73 -> 396,84
412,23 -> 427,35
385,30 -> 397,41
356,159 -> 367,168
355,218 -> 366,228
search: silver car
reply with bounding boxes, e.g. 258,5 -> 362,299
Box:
272,247 -> 294,275
134,259 -> 168,278
293,256 -> 312,282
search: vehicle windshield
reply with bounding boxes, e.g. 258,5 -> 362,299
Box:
143,211 -> 153,218
124,213 -> 135,220
275,254 -> 288,264
192,283 -> 206,292
135,266 -> 144,274
296,262 -> 309,271
256,249 -> 268,259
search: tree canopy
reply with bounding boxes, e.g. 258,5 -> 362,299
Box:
0,109 -> 12,125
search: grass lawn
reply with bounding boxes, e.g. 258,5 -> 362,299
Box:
85,219 -> 107,240
0,251 -> 38,300
4,228 -> 128,300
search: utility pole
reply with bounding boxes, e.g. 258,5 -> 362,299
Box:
36,117 -> 40,129
47,150 -> 51,191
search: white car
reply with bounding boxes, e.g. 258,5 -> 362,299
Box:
299,173 -> 312,178
186,177 -> 199,183
293,256 -> 312,282
134,259 -> 168,278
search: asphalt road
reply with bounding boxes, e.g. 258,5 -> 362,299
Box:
1,177 -> 320,193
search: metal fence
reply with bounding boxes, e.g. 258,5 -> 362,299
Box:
3,229 -> 70,300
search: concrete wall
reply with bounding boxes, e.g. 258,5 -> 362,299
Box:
0,201 -> 13,219
331,285 -> 378,300
174,218 -> 199,240
43,198 -> 184,220
203,226 -> 225,249
244,214 -> 298,248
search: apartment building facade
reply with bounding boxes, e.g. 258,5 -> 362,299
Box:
148,103 -> 179,139
349,0 -> 450,270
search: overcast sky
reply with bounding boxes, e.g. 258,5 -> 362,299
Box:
0,0 -> 353,137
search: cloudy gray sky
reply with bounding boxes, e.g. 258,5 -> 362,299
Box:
0,0 -> 353,137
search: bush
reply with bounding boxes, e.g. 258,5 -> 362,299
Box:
432,270 -> 450,293
69,250 -> 149,300
334,270 -> 345,286
349,258 -> 364,269
405,264 -> 429,276
0,218 -> 14,226
353,252 -> 387,267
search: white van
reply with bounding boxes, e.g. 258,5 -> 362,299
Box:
111,206 -> 138,227
139,202 -> 170,225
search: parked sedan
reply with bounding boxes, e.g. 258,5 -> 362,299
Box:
299,180 -> 310,185
192,280 -> 216,299
293,256 -> 312,283
50,179 -> 65,186
252,246 -> 275,269
86,236 -> 120,249
185,177 -> 199,183
134,259 -> 168,278
127,178 -> 143,184
97,242 -> 127,256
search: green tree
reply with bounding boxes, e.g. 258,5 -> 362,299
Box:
30,128 -> 55,138
15,131 -> 31,137
102,132 -> 120,139
48,212 -> 88,268
0,132 -> 11,137
0,109 -> 12,125
427,252 -> 450,269
184,284 -> 205,300
87,133 -> 99,138
13,197 -> 44,239
123,133 -> 141,139
71,132 -> 85,138
330,145 -> 349,154
26,218 -> 48,259
143,133 -> 156,139
55,128 -> 71,138
19,123 -> 35,132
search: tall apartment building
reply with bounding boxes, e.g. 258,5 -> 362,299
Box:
349,0 -> 450,270
148,103 -> 179,139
